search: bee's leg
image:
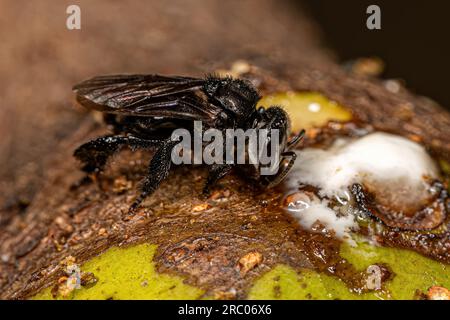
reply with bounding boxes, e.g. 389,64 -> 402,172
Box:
74,135 -> 160,173
202,164 -> 233,195
287,129 -> 305,150
129,139 -> 180,213
265,151 -> 297,188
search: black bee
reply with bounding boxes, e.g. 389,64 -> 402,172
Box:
73,74 -> 304,212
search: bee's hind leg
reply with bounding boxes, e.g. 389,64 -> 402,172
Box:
129,139 -> 180,213
74,135 -> 160,173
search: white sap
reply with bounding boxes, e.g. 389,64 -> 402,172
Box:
284,132 -> 438,241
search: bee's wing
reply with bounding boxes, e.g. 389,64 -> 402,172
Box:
73,74 -> 221,123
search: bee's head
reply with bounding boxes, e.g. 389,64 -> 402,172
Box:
255,106 -> 291,151
251,105 -> 304,179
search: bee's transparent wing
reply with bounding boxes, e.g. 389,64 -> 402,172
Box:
73,74 -> 221,123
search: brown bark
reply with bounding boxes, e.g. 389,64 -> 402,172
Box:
0,0 -> 449,299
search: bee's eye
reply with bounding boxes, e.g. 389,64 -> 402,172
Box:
216,112 -> 229,126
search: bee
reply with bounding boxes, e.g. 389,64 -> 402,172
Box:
73,74 -> 304,212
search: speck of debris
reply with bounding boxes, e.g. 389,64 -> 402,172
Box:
237,251 -> 263,276
216,60 -> 252,78
384,79 -> 402,93
59,256 -> 76,267
209,189 -> 231,202
427,286 -> 450,300
54,216 -> 74,233
192,203 -> 210,213
112,176 -> 132,194
50,256 -> 98,298
350,57 -> 384,77
213,288 -> 237,300
140,280 -> 148,287
80,272 -> 98,288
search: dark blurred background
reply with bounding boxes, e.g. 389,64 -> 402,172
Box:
302,0 -> 450,108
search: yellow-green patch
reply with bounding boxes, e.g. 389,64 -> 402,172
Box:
258,92 -> 352,132
33,240 -> 449,300
341,241 -> 450,299
32,243 -> 204,300
249,265 -> 360,300
249,241 -> 449,300
440,159 -> 450,175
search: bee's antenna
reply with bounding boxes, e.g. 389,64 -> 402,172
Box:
287,129 -> 305,150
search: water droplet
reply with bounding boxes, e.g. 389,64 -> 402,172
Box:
284,192 -> 313,212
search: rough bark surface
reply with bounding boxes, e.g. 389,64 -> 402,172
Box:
0,0 -> 449,299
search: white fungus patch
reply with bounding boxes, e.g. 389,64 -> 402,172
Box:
285,192 -> 356,242
284,132 -> 439,241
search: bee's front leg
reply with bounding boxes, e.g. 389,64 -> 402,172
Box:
264,151 -> 297,188
202,164 -> 233,196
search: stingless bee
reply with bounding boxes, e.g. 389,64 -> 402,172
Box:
73,74 -> 304,212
